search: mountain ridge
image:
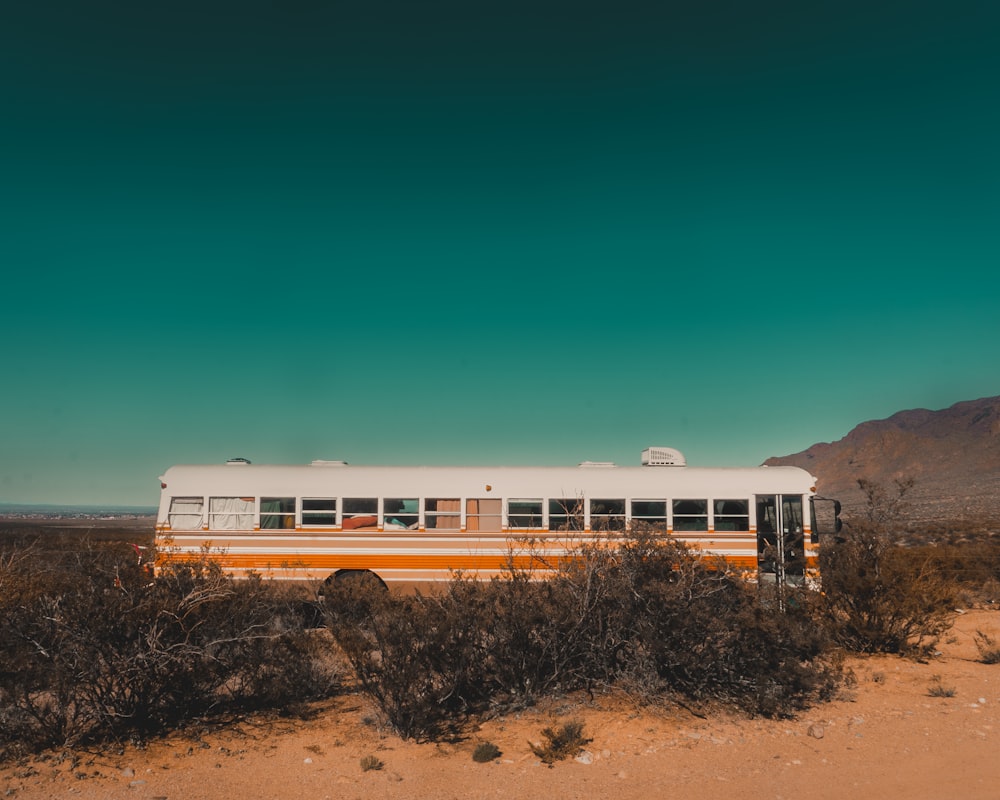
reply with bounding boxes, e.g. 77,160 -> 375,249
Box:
765,395 -> 1000,523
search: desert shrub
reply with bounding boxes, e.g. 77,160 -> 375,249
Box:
360,754 -> 384,771
927,675 -> 957,697
0,542 -> 339,754
820,528 -> 958,654
604,535 -> 838,715
472,741 -> 502,762
324,533 -> 841,739
467,548 -> 629,703
323,577 -> 493,741
974,631 -> 1000,664
819,478 -> 958,654
529,719 -> 590,764
323,544 -> 639,739
916,541 -> 1000,604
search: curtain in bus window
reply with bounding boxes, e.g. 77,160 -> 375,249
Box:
466,499 -> 480,531
427,499 -> 460,529
169,497 -> 204,530
209,497 -> 254,530
466,498 -> 501,531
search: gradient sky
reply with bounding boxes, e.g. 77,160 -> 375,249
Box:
2,1 -> 998,506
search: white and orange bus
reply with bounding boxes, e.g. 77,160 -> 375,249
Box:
155,447 -> 823,590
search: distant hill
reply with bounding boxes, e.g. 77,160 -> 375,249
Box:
765,396 -> 1000,524
0,503 -> 156,516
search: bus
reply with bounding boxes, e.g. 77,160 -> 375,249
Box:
154,447 -> 823,591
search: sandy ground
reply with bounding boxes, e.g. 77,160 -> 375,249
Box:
3,609 -> 999,800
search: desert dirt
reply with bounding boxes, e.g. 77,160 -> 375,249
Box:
3,608 -> 999,800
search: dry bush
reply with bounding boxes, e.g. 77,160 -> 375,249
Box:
472,741 -> 502,762
820,479 -> 959,655
359,754 -> 384,771
323,578 -> 492,741
820,532 -> 958,654
0,542 -> 338,755
529,719 -> 590,764
324,532 -> 841,740
605,533 -> 838,716
821,527 -> 958,654
927,675 -> 957,697
974,631 -> 1000,664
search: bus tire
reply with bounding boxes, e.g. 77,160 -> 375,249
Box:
319,569 -> 387,602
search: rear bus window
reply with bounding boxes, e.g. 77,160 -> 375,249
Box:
168,497 -> 204,530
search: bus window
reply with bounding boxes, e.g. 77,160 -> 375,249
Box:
630,499 -> 667,531
385,498 -> 418,529
169,497 -> 204,530
714,499 -> 749,531
466,498 -> 501,531
508,499 -> 542,528
302,498 -> 336,527
343,498 -> 378,530
673,499 -> 708,531
590,498 -> 625,531
549,498 -> 583,531
261,497 -> 295,529
208,497 -> 254,530
426,498 -> 460,530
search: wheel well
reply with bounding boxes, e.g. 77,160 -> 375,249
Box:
323,569 -> 388,592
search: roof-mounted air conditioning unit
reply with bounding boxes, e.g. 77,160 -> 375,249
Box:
641,447 -> 686,467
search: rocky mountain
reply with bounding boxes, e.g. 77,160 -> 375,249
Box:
765,396 -> 1000,524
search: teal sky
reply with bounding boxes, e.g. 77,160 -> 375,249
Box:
2,1 -> 999,506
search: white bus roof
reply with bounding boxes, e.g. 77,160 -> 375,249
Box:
159,460 -> 817,499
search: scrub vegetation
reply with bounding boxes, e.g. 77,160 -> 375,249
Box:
0,538 -> 337,756
2,488 -> 999,755
818,478 -> 975,654
323,533 -> 839,741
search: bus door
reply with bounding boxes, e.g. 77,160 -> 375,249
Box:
755,495 -> 806,586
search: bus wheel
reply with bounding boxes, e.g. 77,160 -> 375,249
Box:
332,569 -> 387,591
319,570 -> 387,612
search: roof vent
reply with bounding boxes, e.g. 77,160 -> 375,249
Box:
226,457 -> 251,465
578,460 -> 616,468
311,459 -> 349,466
641,447 -> 686,467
